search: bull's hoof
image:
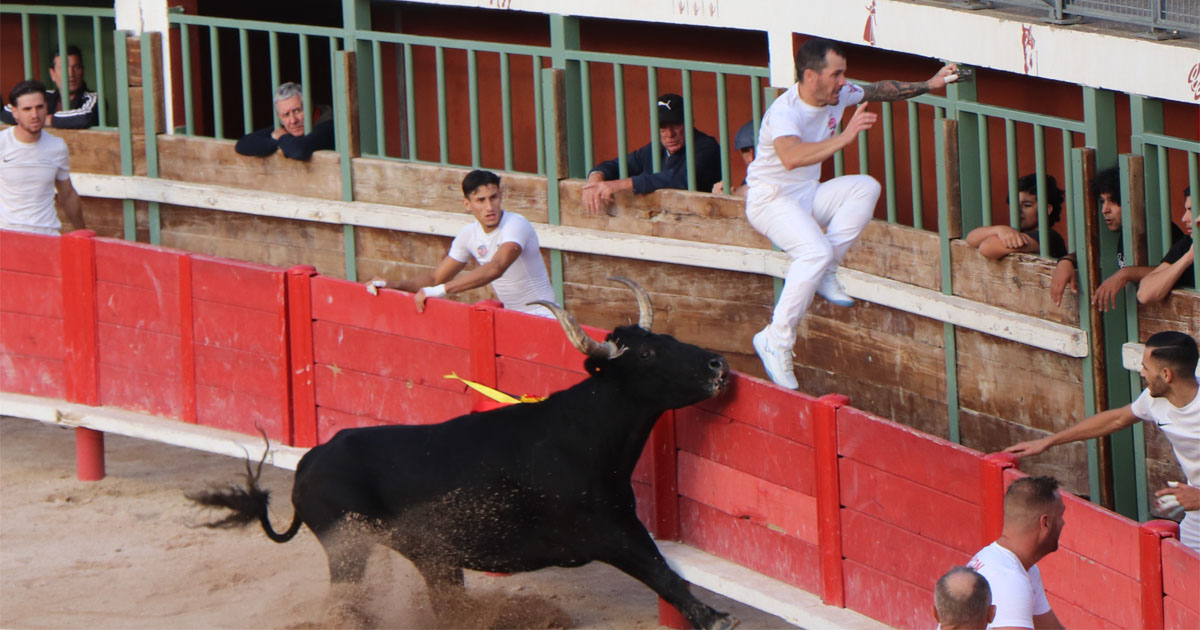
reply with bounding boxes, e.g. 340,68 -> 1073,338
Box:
706,613 -> 740,630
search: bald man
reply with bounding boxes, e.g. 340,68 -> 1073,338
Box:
966,476 -> 1065,630
934,566 -> 995,630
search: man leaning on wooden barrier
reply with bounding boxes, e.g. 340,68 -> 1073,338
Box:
1007,331 -> 1200,553
234,82 -> 335,161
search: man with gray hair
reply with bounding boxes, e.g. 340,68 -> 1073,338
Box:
934,566 -> 995,630
234,82 -> 334,160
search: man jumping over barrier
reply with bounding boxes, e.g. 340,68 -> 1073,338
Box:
746,38 -> 962,389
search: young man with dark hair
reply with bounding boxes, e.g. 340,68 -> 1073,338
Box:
1008,331 -> 1200,552
966,476 -> 1065,630
366,169 -> 556,317
965,173 -> 1068,260
1,45 -> 99,129
0,80 -> 85,234
933,566 -> 995,630
1050,166 -> 1161,310
582,92 -> 722,214
235,82 -> 335,160
745,37 -> 961,389
1138,186 -> 1196,303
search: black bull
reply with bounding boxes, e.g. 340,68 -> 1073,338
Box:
190,278 -> 737,630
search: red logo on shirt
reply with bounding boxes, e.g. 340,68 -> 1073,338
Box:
828,115 -> 837,131
476,245 -> 489,259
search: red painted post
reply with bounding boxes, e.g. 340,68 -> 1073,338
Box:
286,266 -> 318,447
274,268 -> 293,445
61,230 -> 99,406
980,452 -> 1019,546
75,427 -> 105,480
1138,520 -> 1178,629
650,410 -> 680,540
658,598 -> 690,630
177,255 -> 197,423
468,301 -> 499,408
815,393 -> 850,608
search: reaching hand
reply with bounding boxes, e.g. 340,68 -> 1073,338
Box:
414,288 -> 429,313
711,180 -> 726,195
1091,271 -> 1128,312
843,103 -> 877,138
365,277 -> 388,296
1005,437 -> 1051,458
928,63 -> 961,91
1050,258 -> 1078,307
582,180 -> 618,215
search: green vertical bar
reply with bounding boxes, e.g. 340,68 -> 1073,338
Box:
682,70 -> 695,191
1062,131 -> 1075,251
140,32 -> 160,245
21,14 -> 32,79
977,115 -> 991,226
1155,145 -> 1171,258
1071,148 -> 1103,504
269,31 -> 280,128
1034,124 -> 1049,256
936,120 -> 960,444
580,61 -> 592,173
1006,119 -> 1019,228
949,70 -> 983,235
909,101 -> 923,230
436,46 -> 447,164
1083,87 -> 1118,171
334,50 -> 356,281
834,119 -> 845,177
533,55 -> 544,175
1108,155 -> 1139,518
613,63 -> 627,180
181,23 -> 194,134
405,43 -> 417,160
239,28 -> 251,135
648,68 -> 660,173
468,49 -> 480,167
1190,152 -> 1199,290
56,16 -> 69,101
540,68 -> 564,305
882,101 -> 896,223
716,72 -> 730,195
501,52 -> 513,171
92,17 -> 106,127
548,15 -> 584,178
209,26 -> 223,139
856,125 -> 869,176
372,40 -> 386,157
1131,97 -> 1165,260
751,79 -> 762,142
114,31 -> 136,240
300,35 -> 312,134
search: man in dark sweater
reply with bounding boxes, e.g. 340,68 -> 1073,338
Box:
582,93 -> 721,214
234,82 -> 334,160
1138,186 -> 1197,303
1,45 -> 100,129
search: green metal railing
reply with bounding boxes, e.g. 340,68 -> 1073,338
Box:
0,5 -> 118,130
1132,121 -> 1200,292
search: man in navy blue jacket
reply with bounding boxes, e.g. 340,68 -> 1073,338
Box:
582,93 -> 721,214
235,82 -> 334,161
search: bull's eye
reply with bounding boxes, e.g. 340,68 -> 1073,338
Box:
640,349 -> 654,361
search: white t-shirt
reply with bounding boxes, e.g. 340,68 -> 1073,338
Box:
1131,379 -> 1200,487
0,127 -> 70,234
967,542 -> 1051,629
745,82 -> 865,205
449,211 -> 555,317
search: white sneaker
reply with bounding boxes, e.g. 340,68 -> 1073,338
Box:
817,270 -> 854,307
753,328 -> 799,390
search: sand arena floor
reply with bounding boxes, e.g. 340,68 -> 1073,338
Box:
1,418 -> 797,629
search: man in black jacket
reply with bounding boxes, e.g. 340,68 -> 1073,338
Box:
582,93 -> 720,214
1,45 -> 100,129
234,82 -> 334,160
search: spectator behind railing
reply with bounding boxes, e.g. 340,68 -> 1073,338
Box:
933,566 -> 995,630
965,173 -> 1068,260
1050,166 -> 1160,311
711,120 -> 757,197
1007,331 -> 1200,553
234,82 -> 334,161
966,476 -> 1067,630
0,80 -> 85,234
0,45 -> 99,129
581,93 -> 721,215
1138,186 -> 1197,303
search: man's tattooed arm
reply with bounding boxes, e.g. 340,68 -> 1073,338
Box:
861,80 -> 932,102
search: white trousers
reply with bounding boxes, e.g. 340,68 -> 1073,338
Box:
746,175 -> 880,348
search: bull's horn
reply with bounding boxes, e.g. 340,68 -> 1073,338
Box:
529,300 -> 626,359
607,276 -> 653,331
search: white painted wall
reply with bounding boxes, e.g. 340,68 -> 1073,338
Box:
389,0 -> 1200,104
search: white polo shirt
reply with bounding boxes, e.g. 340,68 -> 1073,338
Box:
967,542 -> 1051,629
0,127 -> 70,234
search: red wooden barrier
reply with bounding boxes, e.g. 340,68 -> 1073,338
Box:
62,230 -> 99,405
1161,535 -> 1200,629
178,255 -> 197,423
1140,520 -> 1177,629
0,230 -> 67,399
286,265 -> 317,447
814,393 -> 848,607
980,452 -> 1018,546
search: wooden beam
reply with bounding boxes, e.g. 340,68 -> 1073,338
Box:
940,119 -> 962,240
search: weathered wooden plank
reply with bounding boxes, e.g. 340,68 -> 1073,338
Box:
157,135 -> 342,200
562,252 -> 775,302
842,221 -> 941,291
351,158 -> 550,222
56,129 -> 122,176
1138,294 -> 1200,339
958,408 -> 1090,498
950,239 -> 1080,326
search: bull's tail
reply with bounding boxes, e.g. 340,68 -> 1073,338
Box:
187,433 -> 304,543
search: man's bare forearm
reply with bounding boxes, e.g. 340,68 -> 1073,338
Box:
861,80 -> 931,102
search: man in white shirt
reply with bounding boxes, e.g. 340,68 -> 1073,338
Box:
366,169 -> 556,318
1007,331 -> 1200,552
0,80 -> 84,235
745,38 -> 961,389
966,476 -> 1066,630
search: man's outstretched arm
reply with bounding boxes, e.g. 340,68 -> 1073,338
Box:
861,63 -> 960,102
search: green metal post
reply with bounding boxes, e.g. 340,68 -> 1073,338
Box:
181,23 -> 194,134
648,69 -> 661,173
1071,149 -> 1103,504
334,50 -> 356,281
140,32 -> 160,245
936,121 -> 960,444
1034,124 -> 1048,256
300,35 -> 312,134
1005,119 -> 1019,228
404,43 -> 416,160
909,101 -> 923,230
1131,96 -> 1166,259
21,13 -> 32,79
716,72 -> 730,195
501,53 -> 514,171
977,115 -> 991,227
1117,156 -> 1144,519
468,49 -> 480,168
343,0 -> 376,156
533,55 -> 544,175
948,66 -> 983,236
239,28 -> 252,135
882,101 -> 896,222
541,68 -> 564,306
114,31 -> 135,240
682,69 -> 696,191
55,16 -> 69,101
614,64 -> 627,179
92,17 -> 106,127
436,46 -> 447,164
372,40 -> 386,157
549,15 -> 585,178
209,26 -> 223,139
